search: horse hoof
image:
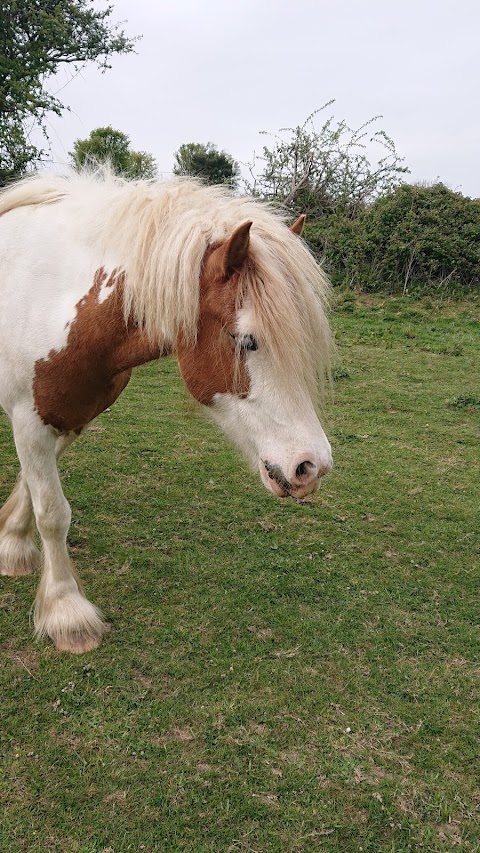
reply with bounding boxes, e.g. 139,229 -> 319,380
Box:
34,591 -> 109,654
0,563 -> 36,576
54,631 -> 105,654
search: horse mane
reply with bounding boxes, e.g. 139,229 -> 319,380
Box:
0,169 -> 332,405
0,174 -> 69,216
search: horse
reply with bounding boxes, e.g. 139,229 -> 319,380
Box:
0,170 -> 333,654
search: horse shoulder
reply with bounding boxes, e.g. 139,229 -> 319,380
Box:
32,269 -> 162,432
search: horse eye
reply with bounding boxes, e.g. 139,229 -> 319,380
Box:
237,334 -> 258,351
228,332 -> 258,351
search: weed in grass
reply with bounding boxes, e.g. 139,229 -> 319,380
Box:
331,365 -> 351,381
449,393 -> 480,410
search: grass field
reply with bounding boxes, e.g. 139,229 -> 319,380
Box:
1,293 -> 479,852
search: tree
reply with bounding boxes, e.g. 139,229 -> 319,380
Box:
173,142 -> 240,187
70,126 -> 157,179
246,102 -> 408,218
0,1 -> 137,185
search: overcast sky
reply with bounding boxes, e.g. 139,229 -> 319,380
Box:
41,0 -> 479,198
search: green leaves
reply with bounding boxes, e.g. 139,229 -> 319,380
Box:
173,142 -> 240,188
70,126 -> 157,179
0,0 -> 137,184
306,183 -> 480,293
248,103 -> 408,218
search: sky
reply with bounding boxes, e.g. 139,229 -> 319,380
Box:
40,0 -> 480,198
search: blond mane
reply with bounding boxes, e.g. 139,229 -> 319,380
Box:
0,169 -> 332,404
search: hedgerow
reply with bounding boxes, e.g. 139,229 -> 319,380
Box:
306,183 -> 480,293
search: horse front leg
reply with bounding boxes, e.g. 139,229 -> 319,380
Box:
0,476 -> 40,576
12,412 -> 108,653
0,430 -> 82,577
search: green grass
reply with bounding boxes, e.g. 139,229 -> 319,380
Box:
1,294 -> 479,852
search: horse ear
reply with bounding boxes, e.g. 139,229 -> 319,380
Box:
290,214 -> 306,236
219,221 -> 252,278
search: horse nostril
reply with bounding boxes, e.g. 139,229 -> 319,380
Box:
295,460 -> 315,479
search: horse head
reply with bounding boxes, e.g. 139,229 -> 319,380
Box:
176,219 -> 333,499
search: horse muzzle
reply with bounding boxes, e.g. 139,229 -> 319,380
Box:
260,452 -> 333,498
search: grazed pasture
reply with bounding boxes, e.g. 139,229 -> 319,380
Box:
1,294 -> 479,852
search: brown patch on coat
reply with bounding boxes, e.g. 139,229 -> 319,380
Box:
33,269 -> 163,432
176,227 -> 251,405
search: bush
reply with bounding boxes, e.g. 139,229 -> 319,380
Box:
305,213 -> 361,287
306,183 -> 480,293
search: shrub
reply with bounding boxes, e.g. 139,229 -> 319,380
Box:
306,183 -> 480,293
